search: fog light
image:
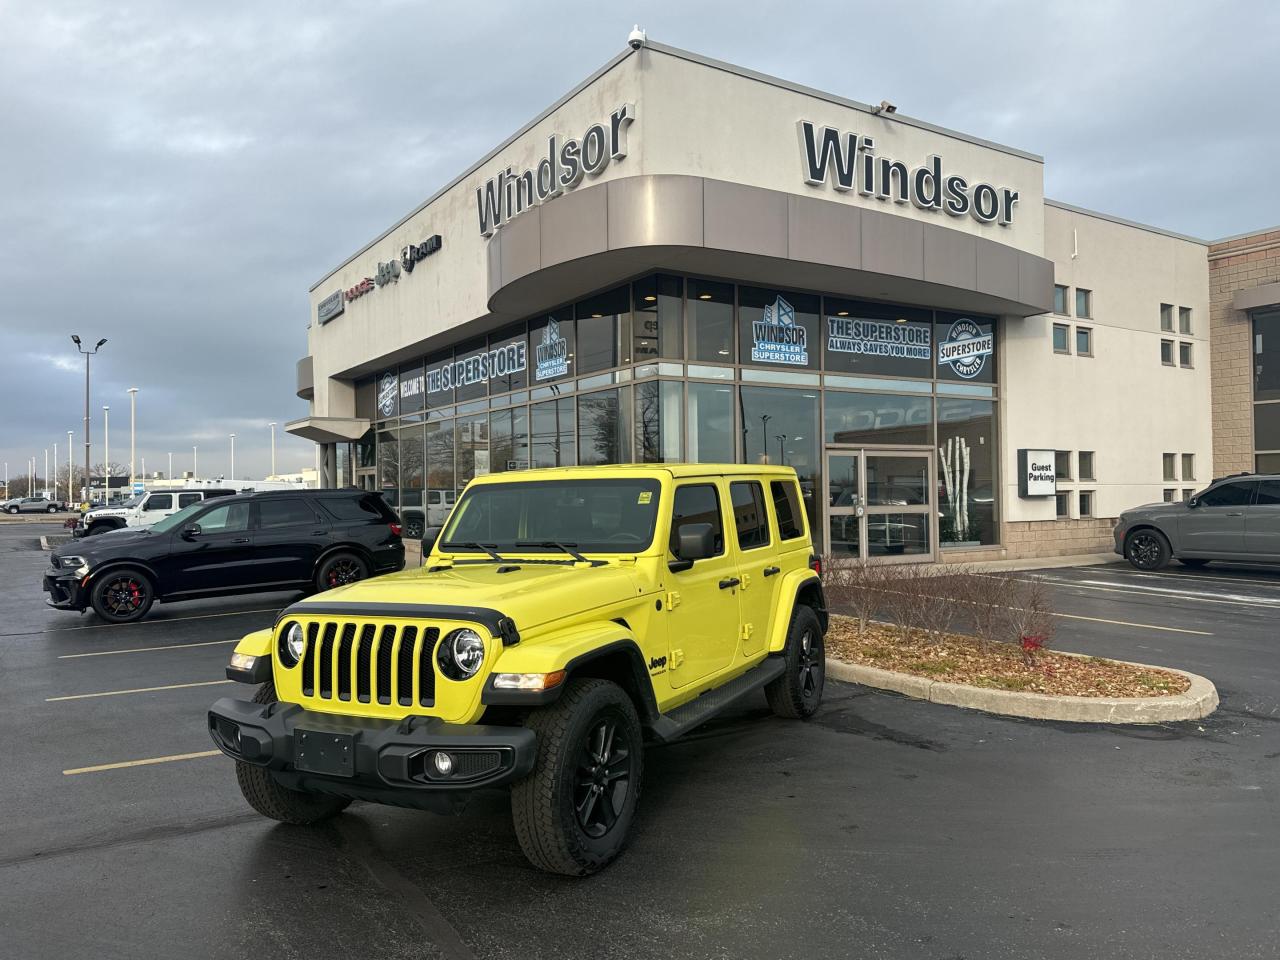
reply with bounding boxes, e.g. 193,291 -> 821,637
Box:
433,752 -> 454,776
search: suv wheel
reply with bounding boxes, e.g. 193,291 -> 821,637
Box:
5,506 -> 16,514
765,604 -> 825,719
235,682 -> 351,824
315,552 -> 369,592
89,568 -> 155,623
1125,529 -> 1171,571
511,678 -> 643,876
46,504 -> 57,513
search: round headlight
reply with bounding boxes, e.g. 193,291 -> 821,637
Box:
278,622 -> 305,667
438,628 -> 486,680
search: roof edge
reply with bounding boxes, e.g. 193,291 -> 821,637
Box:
1210,224 -> 1280,246
1044,198 -> 1208,246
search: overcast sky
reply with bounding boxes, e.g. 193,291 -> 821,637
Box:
2,1 -> 1277,485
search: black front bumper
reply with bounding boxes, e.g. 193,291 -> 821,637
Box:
208,697 -> 537,813
44,571 -> 87,610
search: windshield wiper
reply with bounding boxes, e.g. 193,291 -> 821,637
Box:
515,540 -> 589,563
446,541 -> 506,561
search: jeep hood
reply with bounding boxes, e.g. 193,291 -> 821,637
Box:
291,561 -> 646,634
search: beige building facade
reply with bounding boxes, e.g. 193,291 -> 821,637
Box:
289,40 -> 1228,563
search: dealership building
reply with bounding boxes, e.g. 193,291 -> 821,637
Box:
290,39 -> 1272,562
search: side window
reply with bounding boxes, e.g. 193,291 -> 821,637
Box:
1255,480 -> 1280,506
257,499 -> 318,529
178,493 -> 201,508
730,481 -> 771,550
144,494 -> 173,511
1198,481 -> 1255,508
669,484 -> 725,557
770,480 -> 805,540
198,501 -> 250,533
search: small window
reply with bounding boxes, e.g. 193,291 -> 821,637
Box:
1075,288 -> 1092,319
1055,492 -> 1070,518
1181,488 -> 1195,502
1163,453 -> 1177,482
1075,326 -> 1092,356
1255,479 -> 1280,505
1179,342 -> 1193,368
257,499 -> 318,529
1198,481 -> 1255,507
670,484 -> 725,558
1052,323 -> 1070,353
1054,285 -> 1069,315
178,493 -> 201,508
1181,454 -> 1195,481
1161,340 -> 1174,365
730,481 -> 771,550
770,480 -> 805,540
1078,490 -> 1094,518
144,494 -> 173,511
1163,489 -> 1176,503
1054,450 -> 1072,481
1160,303 -> 1173,332
1078,451 -> 1096,481
1178,306 -> 1192,335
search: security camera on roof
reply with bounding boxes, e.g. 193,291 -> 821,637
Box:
628,25 -> 646,50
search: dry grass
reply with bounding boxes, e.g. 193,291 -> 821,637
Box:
826,615 -> 1190,699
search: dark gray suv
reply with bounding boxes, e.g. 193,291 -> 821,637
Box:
1114,473 -> 1280,570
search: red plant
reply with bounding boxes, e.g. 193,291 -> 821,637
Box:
1020,634 -> 1047,665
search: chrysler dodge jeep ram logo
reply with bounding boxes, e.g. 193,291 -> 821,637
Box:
938,319 -> 993,379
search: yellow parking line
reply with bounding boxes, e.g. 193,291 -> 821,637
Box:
63,750 -> 221,776
59,639 -> 238,659
46,679 -> 233,702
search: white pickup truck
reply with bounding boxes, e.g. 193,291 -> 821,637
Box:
80,488 -> 236,536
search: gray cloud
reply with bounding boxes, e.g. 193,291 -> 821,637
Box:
3,1 -> 1276,482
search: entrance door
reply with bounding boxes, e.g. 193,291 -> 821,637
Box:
824,450 -> 935,562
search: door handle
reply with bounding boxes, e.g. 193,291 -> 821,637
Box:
1226,512 -> 1244,517
718,577 -> 740,590
232,537 -> 251,543
763,566 -> 780,577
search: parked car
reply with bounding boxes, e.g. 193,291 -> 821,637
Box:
1115,472 -> 1280,570
208,464 -> 827,876
45,490 -> 405,623
79,488 -> 236,536
401,488 -> 458,539
4,496 -> 65,514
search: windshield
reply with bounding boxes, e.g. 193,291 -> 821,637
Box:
441,479 -> 662,554
149,500 -> 209,534
116,494 -> 144,509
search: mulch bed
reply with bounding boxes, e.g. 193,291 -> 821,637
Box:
826,615 -> 1190,698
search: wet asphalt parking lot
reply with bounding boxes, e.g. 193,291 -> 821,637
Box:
1,521 -> 1278,960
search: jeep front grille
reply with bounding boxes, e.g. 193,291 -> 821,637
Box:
299,621 -> 440,707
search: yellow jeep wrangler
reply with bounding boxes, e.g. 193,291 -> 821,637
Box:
208,464 -> 827,875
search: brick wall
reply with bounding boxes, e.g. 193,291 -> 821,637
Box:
1209,230 -> 1280,475
1001,518 -> 1116,559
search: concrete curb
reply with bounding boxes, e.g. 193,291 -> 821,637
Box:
826,656 -> 1219,724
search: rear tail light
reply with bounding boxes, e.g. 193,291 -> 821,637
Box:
809,554 -> 822,576
388,522 -> 403,537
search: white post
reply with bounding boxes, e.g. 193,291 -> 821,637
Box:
53,444 -> 58,502
128,387 -> 138,488
269,422 -> 277,477
230,433 -> 236,481
193,445 -> 198,481
168,451 -> 173,481
103,405 -> 110,503
67,431 -> 73,502
44,449 -> 49,498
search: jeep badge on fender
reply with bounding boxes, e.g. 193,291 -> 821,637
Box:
208,464 -> 827,876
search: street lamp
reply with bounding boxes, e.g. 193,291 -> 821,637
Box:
66,431 -> 73,503
71,336 -> 107,504
268,422 -> 277,477
168,451 -> 173,482
128,387 -> 138,488
193,445 -> 198,481
103,405 -> 110,503
230,433 -> 236,481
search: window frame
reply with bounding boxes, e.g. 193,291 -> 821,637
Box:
1078,451 -> 1096,482
1054,450 -> 1073,482
1178,306 -> 1192,335
1053,285 -> 1069,316
729,480 -> 772,552
254,497 -> 321,530
1055,491 -> 1070,519
1078,490 -> 1094,518
1160,303 -> 1174,332
669,482 -> 727,559
1052,322 -> 1070,354
1162,452 -> 1177,482
1179,341 -> 1194,368
1075,288 -> 1092,319
769,479 -> 806,541
1181,453 -> 1195,482
1075,326 -> 1093,357
1197,480 -> 1256,508
1161,339 -> 1175,366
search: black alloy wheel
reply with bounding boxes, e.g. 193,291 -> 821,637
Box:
798,624 -> 823,701
765,604 -> 825,719
573,712 -> 635,839
90,569 -> 155,623
1125,529 -> 1171,571
315,552 -> 370,593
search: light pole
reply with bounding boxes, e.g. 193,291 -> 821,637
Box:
71,336 -> 107,505
66,431 -> 73,502
128,387 -> 138,488
269,422 -> 277,477
53,443 -> 58,502
45,448 -> 49,498
168,451 -> 173,481
193,445 -> 198,481
103,405 -> 110,503
230,433 -> 236,481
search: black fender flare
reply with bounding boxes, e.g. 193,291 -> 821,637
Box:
83,559 -> 162,595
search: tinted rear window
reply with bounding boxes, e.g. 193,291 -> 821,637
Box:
319,494 -> 394,522
770,480 -> 805,540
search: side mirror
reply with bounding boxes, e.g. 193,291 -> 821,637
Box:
421,525 -> 443,553
1187,497 -> 1199,509
182,523 -> 202,539
669,522 -> 715,572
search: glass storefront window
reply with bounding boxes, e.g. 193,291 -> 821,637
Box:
425,348 -> 454,406
739,386 -> 820,535
455,413 -> 489,487
935,312 -> 996,384
531,397 -> 575,467
377,427 -> 399,507
739,286 -> 820,371
824,391 -> 932,446
488,322 -> 529,394
452,336 -> 489,402
490,406 -> 530,472
635,380 -> 683,462
530,308 -> 574,385
633,274 -> 683,361
399,360 -> 425,415
398,422 -> 424,508
426,420 -> 455,496
687,278 -> 735,362
355,429 -> 376,469
1254,309 -> 1280,402
1254,403 -> 1280,451
823,298 -> 933,379
578,388 -> 630,466
687,382 -> 734,463
575,286 -> 629,373
937,398 -> 997,547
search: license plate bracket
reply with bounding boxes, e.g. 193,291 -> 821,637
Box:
294,729 -> 355,777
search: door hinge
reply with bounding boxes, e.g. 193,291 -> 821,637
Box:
670,648 -> 685,668
665,590 -> 681,609
739,623 -> 754,641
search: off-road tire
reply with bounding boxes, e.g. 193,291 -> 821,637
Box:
88,567 -> 155,623
234,682 -> 351,825
511,678 -> 643,876
46,504 -> 57,513
765,604 -> 825,720
314,552 -> 369,592
1125,529 -> 1172,571
86,520 -> 119,537
1178,557 -> 1210,568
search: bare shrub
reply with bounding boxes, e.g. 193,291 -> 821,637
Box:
965,572 -> 1013,650
879,563 -> 971,642
821,556 -> 885,634
999,576 -> 1056,664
